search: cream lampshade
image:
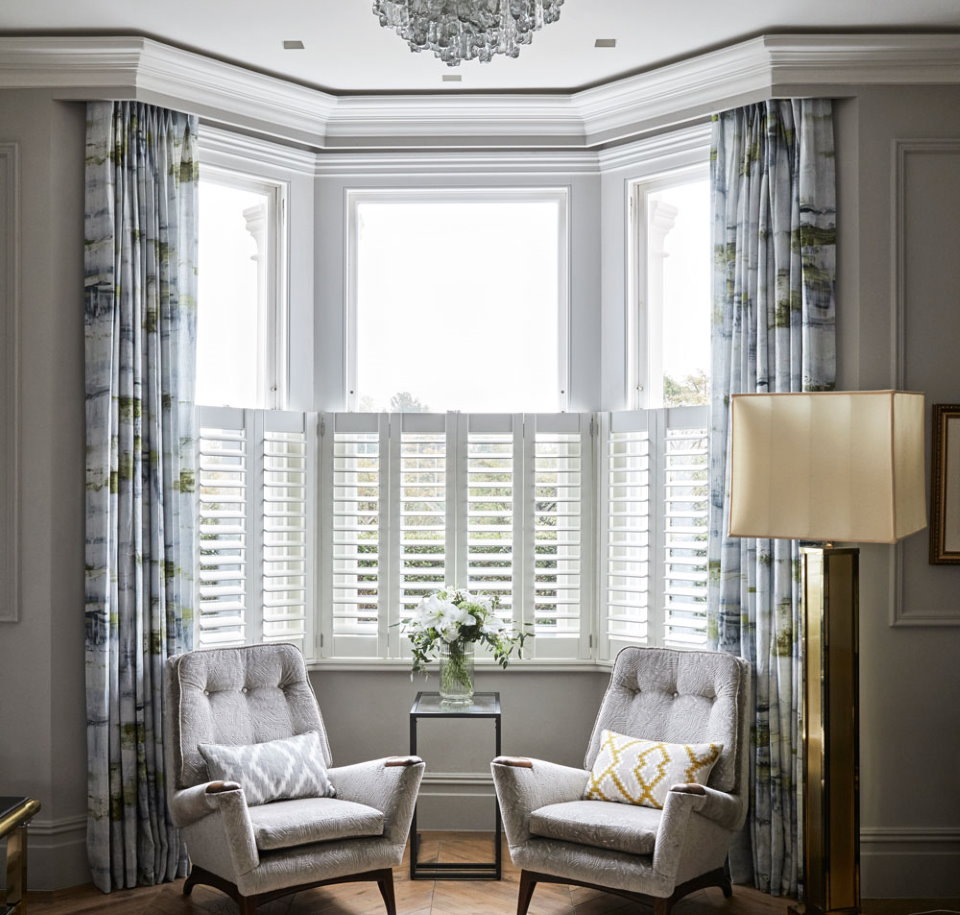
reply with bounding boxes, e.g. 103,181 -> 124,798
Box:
728,390 -> 927,543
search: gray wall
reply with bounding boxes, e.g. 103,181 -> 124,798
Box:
1,80 -> 959,896
0,90 -> 88,889
835,86 -> 960,896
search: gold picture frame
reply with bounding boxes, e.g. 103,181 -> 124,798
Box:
930,404 -> 960,564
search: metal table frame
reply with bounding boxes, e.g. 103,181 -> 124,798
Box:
409,691 -> 501,880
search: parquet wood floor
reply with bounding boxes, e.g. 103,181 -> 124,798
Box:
25,832 -> 959,915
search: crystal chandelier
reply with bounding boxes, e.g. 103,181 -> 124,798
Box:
373,0 -> 565,67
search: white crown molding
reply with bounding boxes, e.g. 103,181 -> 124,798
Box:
313,148 -> 598,176
1,33 -> 960,150
200,124 -> 317,175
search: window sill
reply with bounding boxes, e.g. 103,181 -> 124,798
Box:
306,658 -> 613,674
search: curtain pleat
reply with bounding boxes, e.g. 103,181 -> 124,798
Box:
84,100 -> 198,892
707,98 -> 837,896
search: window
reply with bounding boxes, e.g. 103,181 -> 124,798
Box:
629,171 -> 710,409
347,189 -> 568,413
598,168 -> 712,658
197,169 -> 285,409
193,132 -> 714,665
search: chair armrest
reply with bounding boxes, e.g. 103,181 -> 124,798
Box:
649,783 -> 746,882
491,758 -> 588,847
170,782 -> 259,876
668,783 -> 744,830
328,758 -> 425,845
169,780 -> 242,827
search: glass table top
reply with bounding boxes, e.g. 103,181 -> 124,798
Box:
411,691 -> 501,716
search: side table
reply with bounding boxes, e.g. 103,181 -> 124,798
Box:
409,691 -> 501,880
1,796 -> 41,915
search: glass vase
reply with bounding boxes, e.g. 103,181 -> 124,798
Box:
438,641 -> 475,706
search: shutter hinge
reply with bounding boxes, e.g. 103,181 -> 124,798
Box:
320,417 -> 326,437
589,633 -> 594,649
319,633 -> 324,648
590,415 -> 596,437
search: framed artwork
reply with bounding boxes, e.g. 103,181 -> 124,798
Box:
930,403 -> 960,564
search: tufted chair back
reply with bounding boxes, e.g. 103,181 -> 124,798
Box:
584,646 -> 750,794
165,643 -> 333,791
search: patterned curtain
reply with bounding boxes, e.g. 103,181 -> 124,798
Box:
84,101 -> 198,892
707,99 -> 836,896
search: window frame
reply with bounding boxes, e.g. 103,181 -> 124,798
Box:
197,159 -> 289,411
344,186 -> 571,415
627,164 -> 710,412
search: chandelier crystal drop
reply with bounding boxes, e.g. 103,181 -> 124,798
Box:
373,0 -> 565,67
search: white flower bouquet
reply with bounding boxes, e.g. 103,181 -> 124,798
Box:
401,586 -> 529,674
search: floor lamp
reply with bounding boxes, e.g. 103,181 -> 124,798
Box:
726,390 -> 927,915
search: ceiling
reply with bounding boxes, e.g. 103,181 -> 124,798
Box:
2,0 -> 960,94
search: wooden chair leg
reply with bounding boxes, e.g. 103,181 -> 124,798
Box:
517,869 -> 538,915
654,897 -> 671,915
377,869 -> 397,915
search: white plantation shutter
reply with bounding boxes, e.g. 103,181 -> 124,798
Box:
599,407 -> 708,658
323,412 -> 387,659
524,413 -> 591,659
197,407 -> 316,655
461,414 -> 520,631
261,414 -> 314,650
599,411 -> 651,657
661,410 -> 709,647
397,414 -> 450,617
198,409 -> 249,648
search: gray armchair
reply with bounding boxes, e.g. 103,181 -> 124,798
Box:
492,646 -> 751,915
163,644 -> 424,915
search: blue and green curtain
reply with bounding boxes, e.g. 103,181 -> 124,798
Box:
84,101 -> 198,891
707,99 -> 837,896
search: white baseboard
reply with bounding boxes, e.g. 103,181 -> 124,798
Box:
862,827 -> 960,898
25,815 -> 89,892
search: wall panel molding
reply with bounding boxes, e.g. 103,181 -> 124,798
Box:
891,138 -> 960,627
0,142 -> 20,622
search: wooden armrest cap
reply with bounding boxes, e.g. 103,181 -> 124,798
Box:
669,783 -> 707,795
206,781 -> 242,794
493,756 -> 534,769
384,755 -> 422,767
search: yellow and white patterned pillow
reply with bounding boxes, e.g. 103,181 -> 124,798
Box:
583,729 -> 722,809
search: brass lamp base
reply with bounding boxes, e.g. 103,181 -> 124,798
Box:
791,547 -> 860,915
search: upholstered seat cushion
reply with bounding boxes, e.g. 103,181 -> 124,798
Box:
529,800 -> 661,856
247,797 -> 384,851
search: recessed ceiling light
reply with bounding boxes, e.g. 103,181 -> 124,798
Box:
283,40 -> 305,50
442,74 -> 462,82
594,38 -> 616,48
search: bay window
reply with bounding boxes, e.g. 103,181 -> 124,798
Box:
195,141 -> 711,665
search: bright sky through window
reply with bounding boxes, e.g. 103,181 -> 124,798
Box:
354,198 -> 562,413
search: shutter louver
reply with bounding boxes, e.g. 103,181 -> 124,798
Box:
603,416 -> 650,649
198,416 -> 248,648
330,415 -> 384,657
465,424 -> 517,627
399,427 -> 448,614
261,423 -> 308,649
531,421 -> 584,647
662,418 -> 709,647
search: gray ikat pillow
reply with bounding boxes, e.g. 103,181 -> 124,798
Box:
199,730 -> 336,806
